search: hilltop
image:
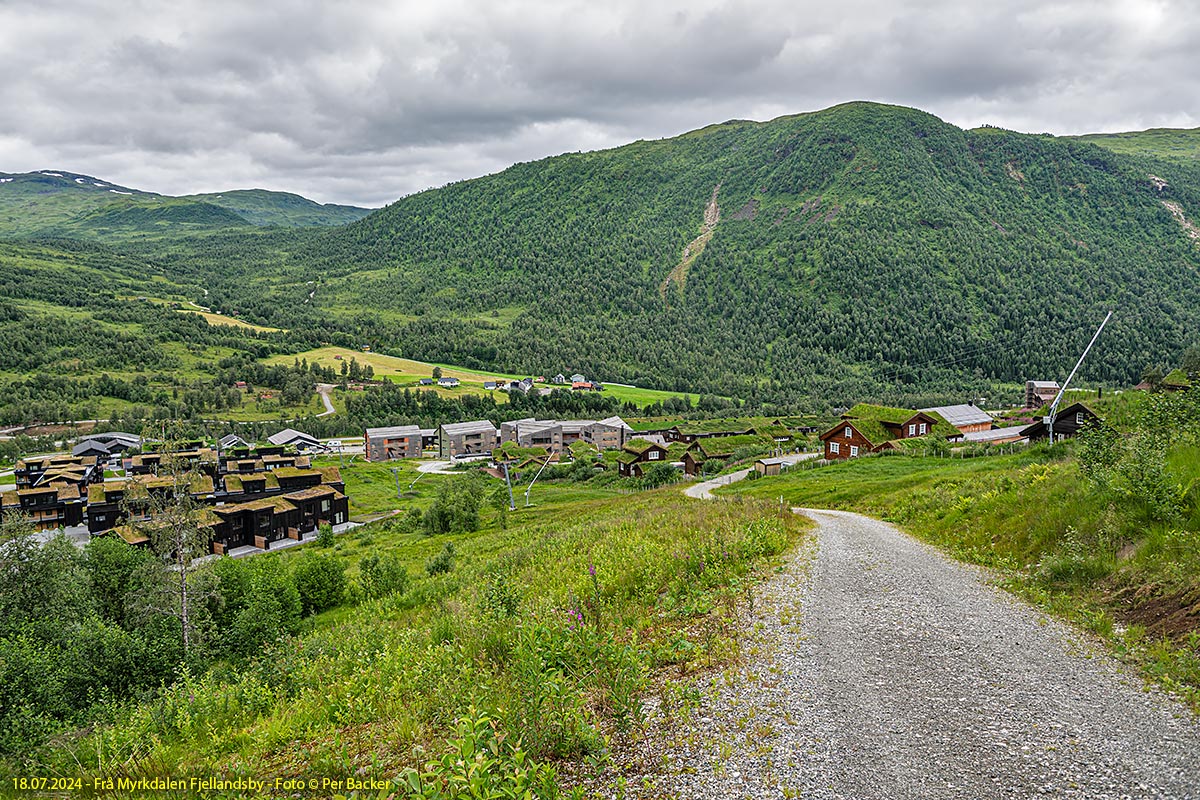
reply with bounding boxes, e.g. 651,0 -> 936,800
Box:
0,170 -> 372,236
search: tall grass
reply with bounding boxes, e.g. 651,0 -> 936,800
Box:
27,490 -> 806,792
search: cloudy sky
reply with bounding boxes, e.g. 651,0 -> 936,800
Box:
1,0 -> 1195,207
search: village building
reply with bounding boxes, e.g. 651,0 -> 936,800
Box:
71,432 -> 141,462
218,433 -> 249,450
920,403 -> 994,434
364,425 -> 423,461
14,454 -> 102,490
1025,380 -> 1061,409
755,456 -> 791,477
438,376 -> 461,388
819,404 -> 958,460
1020,402 -> 1101,441
583,416 -> 634,450
617,439 -> 669,477
128,448 -> 220,478
665,423 -> 754,444
267,428 -> 322,451
439,420 -> 499,458
961,426 -> 1029,445
87,473 -> 218,535
682,434 -> 773,476
1161,369 -> 1192,392
0,484 -> 85,530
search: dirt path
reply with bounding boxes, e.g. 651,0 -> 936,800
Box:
615,508 -> 1200,798
683,453 -> 818,499
659,184 -> 720,303
316,384 -> 336,416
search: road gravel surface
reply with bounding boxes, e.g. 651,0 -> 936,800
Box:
617,508 -> 1200,799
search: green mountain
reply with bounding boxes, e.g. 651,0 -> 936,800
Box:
1072,127 -> 1200,164
0,170 -> 372,236
199,101 -> 1194,405
6,102 -> 1200,411
181,189 -> 372,227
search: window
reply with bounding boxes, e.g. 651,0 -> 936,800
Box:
1075,412 -> 1084,426
919,423 -> 927,435
321,499 -> 330,512
908,424 -> 916,436
850,445 -> 859,457
830,442 -> 840,454
844,426 -> 852,439
649,450 -> 660,460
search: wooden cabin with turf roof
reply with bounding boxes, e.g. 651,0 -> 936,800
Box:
86,473 -> 217,534
819,403 -> 960,460
1,484 -> 85,530
617,439 -> 669,477
1161,368 -> 1192,393
682,434 -> 774,476
664,421 -> 755,444
1020,402 -> 1102,441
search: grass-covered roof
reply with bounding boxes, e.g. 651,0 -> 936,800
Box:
824,403 -> 958,445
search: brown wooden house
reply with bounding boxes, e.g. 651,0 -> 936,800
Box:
819,404 -> 958,460
617,439 -> 669,477
1020,402 -> 1101,441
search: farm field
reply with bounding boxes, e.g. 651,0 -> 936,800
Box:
265,345 -> 699,407
177,308 -> 283,332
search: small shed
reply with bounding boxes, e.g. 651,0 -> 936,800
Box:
754,456 -> 790,477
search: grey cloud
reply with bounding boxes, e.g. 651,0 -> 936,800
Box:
0,0 -> 1197,206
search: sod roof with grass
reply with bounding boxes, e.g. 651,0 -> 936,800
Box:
822,403 -> 958,446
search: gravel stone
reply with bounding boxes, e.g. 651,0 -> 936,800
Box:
608,508 -> 1200,799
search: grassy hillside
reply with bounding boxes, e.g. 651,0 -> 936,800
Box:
183,189 -> 373,227
0,171 -> 370,236
13,484 -> 807,793
726,389 -> 1200,706
1074,127 -> 1200,164
7,103 -> 1200,412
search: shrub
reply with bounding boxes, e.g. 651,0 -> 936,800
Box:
641,462 -> 679,488
359,553 -> 409,599
400,709 -> 560,799
424,475 -> 486,535
426,543 -> 455,576
292,553 -> 346,616
315,522 -> 335,548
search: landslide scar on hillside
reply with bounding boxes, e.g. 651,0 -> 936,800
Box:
660,184 -> 720,304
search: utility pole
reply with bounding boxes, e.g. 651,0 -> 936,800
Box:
501,461 -> 516,511
1047,311 -> 1113,445
390,466 -> 401,499
524,455 -> 553,507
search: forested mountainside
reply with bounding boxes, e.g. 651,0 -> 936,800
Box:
197,101 -> 1200,404
5,102 -> 1200,409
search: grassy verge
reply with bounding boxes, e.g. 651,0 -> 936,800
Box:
26,486 -> 808,794
725,446 -> 1200,709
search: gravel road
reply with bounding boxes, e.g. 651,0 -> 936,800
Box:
615,508 -> 1200,799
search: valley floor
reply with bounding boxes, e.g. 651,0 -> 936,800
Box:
603,508 -> 1200,799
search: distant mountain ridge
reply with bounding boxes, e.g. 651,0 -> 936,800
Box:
0,170 -> 373,236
